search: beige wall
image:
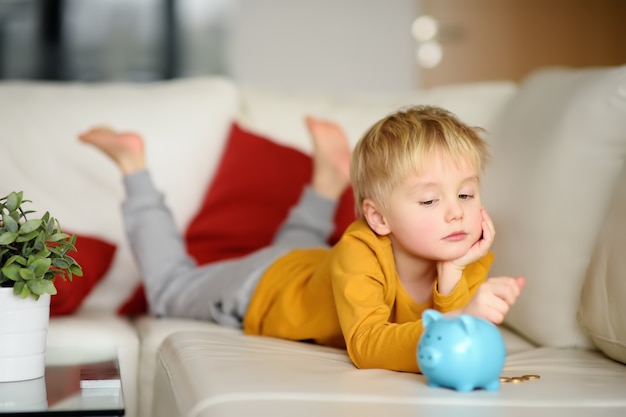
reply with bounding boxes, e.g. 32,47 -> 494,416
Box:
228,0 -> 418,94
419,0 -> 626,87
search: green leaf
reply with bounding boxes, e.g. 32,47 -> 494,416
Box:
20,283 -> 36,300
0,231 -> 18,245
5,192 -> 21,212
19,219 -> 42,235
16,230 -> 40,243
36,247 -> 51,259
40,279 -> 56,295
4,255 -> 26,267
49,233 -> 69,243
18,267 -> 35,281
52,257 -> 70,268
27,279 -> 53,296
1,263 -> 20,280
1,215 -> 18,233
70,264 -> 83,277
45,216 -> 54,235
33,232 -> 46,252
40,270 -> 52,280
13,281 -> 25,296
57,239 -> 76,251
31,257 -> 52,278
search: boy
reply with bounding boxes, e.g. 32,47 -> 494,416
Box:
79,105 -> 524,373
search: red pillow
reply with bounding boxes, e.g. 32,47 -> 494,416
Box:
120,122 -> 357,315
51,234 -> 116,316
185,122 -> 356,265
118,284 -> 148,316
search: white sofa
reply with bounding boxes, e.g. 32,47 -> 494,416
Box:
0,64 -> 624,417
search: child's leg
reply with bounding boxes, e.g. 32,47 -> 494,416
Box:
122,169 -> 289,326
307,116 -> 351,200
272,116 -> 351,248
165,116 -> 353,324
272,187 -> 337,248
79,128 -> 262,325
77,118 -> 351,327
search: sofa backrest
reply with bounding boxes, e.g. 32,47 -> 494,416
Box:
482,65 -> 626,350
0,76 -> 517,316
236,81 -> 518,152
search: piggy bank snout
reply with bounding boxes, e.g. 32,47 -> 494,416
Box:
417,345 -> 442,368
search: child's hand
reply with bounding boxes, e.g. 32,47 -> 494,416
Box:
461,276 -> 526,324
452,207 -> 495,268
436,208 -> 496,295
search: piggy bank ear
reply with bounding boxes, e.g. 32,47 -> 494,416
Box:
458,315 -> 476,334
422,309 -> 443,328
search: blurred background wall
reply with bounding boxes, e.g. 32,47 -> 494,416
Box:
418,0 -> 626,87
0,0 -> 624,93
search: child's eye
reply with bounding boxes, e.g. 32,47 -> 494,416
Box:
420,200 -> 436,206
459,194 -> 474,200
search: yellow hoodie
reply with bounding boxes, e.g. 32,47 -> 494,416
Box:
244,219 -> 493,373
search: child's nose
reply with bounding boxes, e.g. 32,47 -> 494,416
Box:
446,200 -> 464,222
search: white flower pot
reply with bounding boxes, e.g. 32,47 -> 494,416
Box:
0,287 -> 50,382
0,375 -> 47,411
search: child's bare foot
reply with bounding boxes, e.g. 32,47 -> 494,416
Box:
79,126 -> 146,175
305,116 -> 351,200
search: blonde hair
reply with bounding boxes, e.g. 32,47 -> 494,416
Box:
350,105 -> 490,217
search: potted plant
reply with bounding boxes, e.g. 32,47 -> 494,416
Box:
0,190 -> 83,382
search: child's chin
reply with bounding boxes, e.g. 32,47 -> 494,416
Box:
440,247 -> 474,262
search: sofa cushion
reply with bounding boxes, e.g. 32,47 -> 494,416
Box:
482,65 -> 626,348
185,122 -> 356,265
0,77 -> 239,314
137,317 -> 534,417
152,330 -> 626,417
578,164 -> 626,364
51,234 -> 116,316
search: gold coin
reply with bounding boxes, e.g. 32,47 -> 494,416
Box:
510,377 -> 524,383
522,374 -> 541,380
500,376 -> 513,383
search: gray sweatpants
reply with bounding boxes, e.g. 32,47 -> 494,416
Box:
122,170 -> 337,328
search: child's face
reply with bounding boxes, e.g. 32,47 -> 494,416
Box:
384,154 -> 484,262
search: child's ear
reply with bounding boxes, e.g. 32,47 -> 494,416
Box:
362,199 -> 391,236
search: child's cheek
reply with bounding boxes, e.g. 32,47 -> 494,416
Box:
470,208 -> 484,237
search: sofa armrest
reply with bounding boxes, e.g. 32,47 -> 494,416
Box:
579,163 -> 626,364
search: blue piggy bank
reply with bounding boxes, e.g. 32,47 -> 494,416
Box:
417,309 -> 506,392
